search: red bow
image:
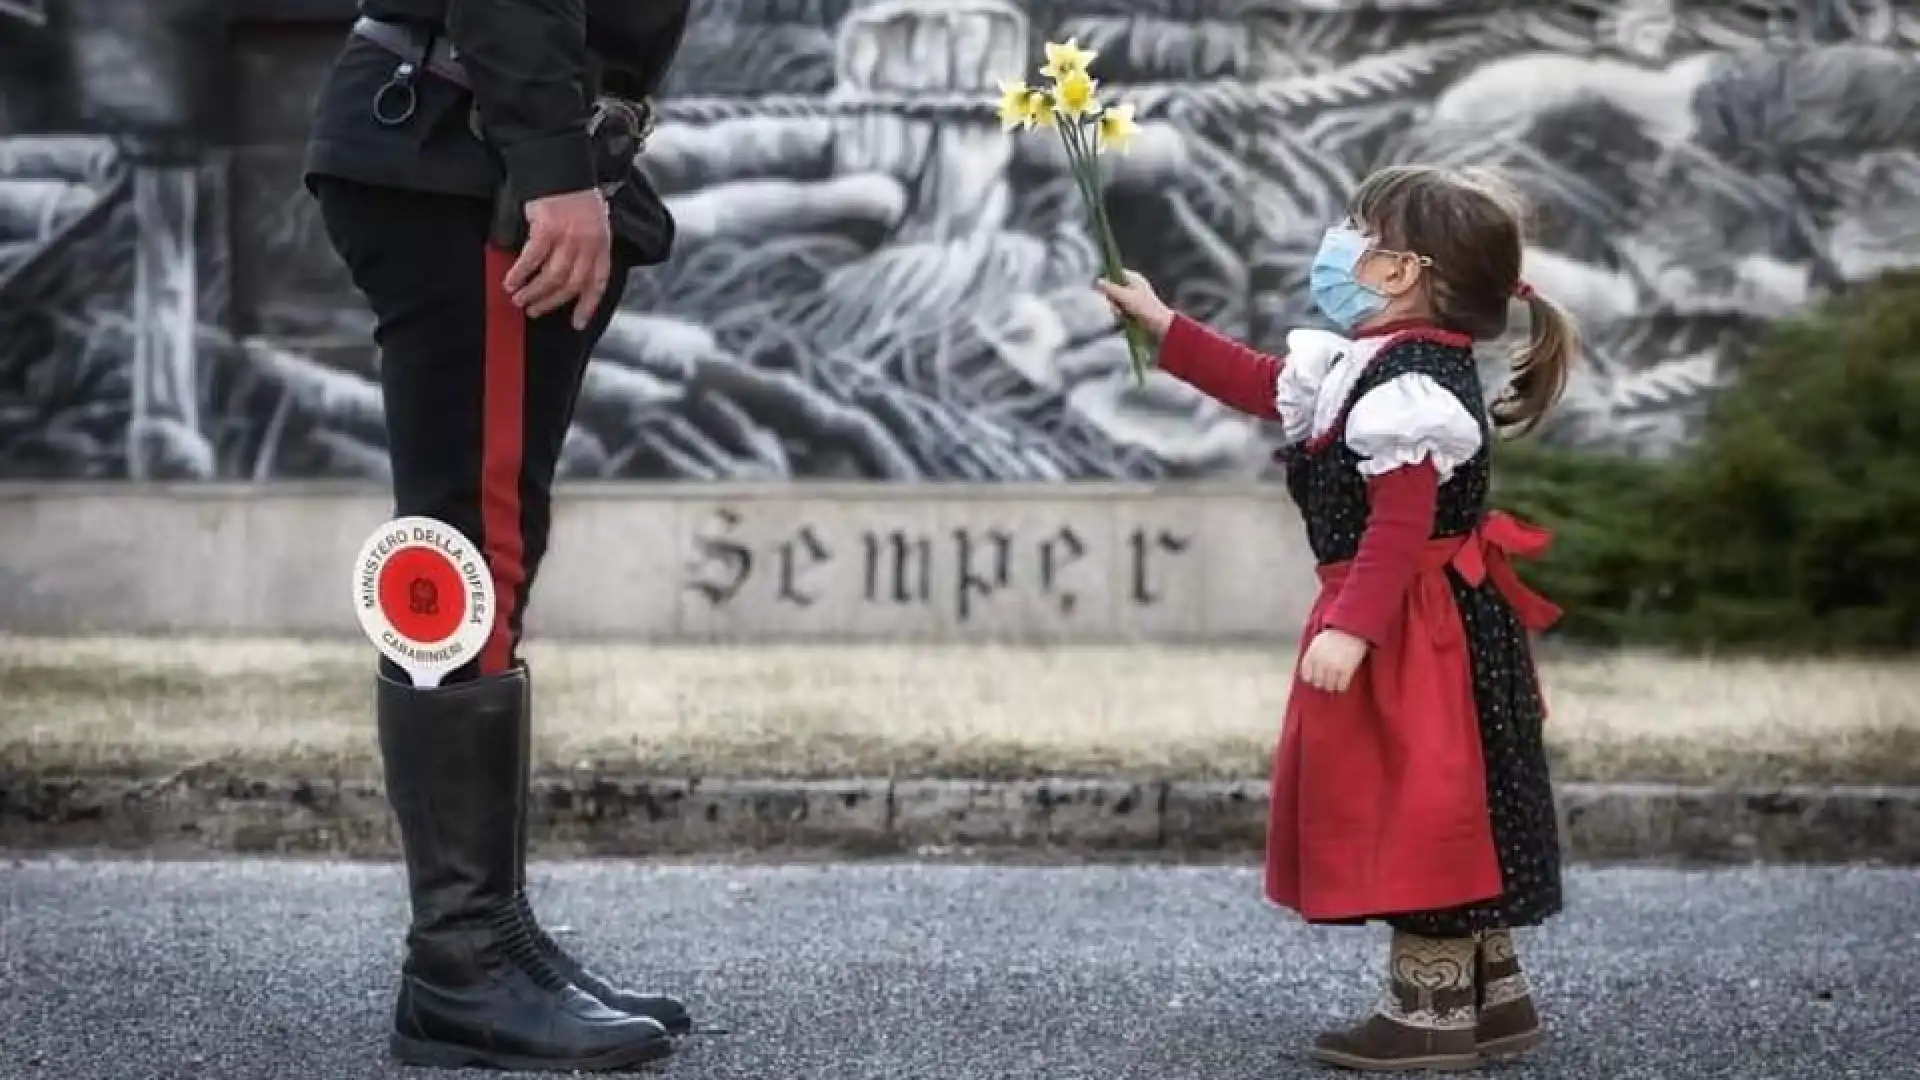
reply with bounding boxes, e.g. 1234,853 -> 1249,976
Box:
1450,511 -> 1562,631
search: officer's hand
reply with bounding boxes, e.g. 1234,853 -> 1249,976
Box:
506,189 -> 612,330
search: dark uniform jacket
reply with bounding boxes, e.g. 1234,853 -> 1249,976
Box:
304,0 -> 688,257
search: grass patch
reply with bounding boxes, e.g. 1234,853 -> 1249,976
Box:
3,635 -> 1918,785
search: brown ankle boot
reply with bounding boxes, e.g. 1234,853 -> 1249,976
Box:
1475,929 -> 1544,1059
1310,931 -> 1480,1073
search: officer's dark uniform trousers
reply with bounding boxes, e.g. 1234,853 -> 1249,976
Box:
303,2 -> 690,1071
318,179 -> 626,681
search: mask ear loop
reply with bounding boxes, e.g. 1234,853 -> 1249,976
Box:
1364,243 -> 1431,269
1377,249 -> 1433,297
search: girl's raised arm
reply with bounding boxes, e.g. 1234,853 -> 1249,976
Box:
1156,314 -> 1285,420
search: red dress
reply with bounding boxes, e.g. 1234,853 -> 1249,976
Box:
1158,313 -> 1564,927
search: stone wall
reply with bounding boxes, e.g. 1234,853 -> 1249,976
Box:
0,484 -> 1317,640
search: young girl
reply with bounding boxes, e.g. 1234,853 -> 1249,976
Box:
1100,164 -> 1573,1073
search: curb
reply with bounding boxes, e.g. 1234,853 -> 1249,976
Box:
4,768 -> 1918,863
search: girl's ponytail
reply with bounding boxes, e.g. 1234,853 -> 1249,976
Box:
1490,283 -> 1576,437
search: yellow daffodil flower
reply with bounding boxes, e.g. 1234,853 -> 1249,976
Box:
984,44 -> 1153,385
1096,102 -> 1138,153
1038,38 -> 1097,82
1022,89 -> 1056,128
1051,69 -> 1099,119
997,79 -> 1032,131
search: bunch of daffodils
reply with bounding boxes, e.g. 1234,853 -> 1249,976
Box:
996,39 -> 1151,384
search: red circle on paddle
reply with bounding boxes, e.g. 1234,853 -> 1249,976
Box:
375,546 -> 466,644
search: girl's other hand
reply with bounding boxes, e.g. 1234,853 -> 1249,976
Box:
1096,270 -> 1175,340
1298,628 -> 1369,693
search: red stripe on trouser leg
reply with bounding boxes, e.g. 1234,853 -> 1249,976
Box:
479,244 -> 527,675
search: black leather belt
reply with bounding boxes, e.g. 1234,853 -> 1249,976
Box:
352,16 -> 473,90
350,13 -> 653,153
352,16 -> 467,126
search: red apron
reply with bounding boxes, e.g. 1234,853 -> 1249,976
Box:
1264,511 -> 1562,922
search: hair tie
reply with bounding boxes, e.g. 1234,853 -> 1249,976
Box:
1512,281 -> 1535,300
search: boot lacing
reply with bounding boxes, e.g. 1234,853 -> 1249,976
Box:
504,891 -> 728,1037
489,901 -> 570,993
512,891 -> 565,959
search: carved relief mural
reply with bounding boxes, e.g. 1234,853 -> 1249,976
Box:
2,0 -> 1917,482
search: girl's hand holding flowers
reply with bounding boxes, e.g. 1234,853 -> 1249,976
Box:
1298,628 -> 1369,693
1095,271 -> 1174,341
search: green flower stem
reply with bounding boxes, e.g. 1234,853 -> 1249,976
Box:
1054,114 -> 1152,385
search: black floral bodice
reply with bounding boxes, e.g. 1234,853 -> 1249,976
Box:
1282,337 -> 1491,566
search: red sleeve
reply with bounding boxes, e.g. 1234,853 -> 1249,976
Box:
1323,462 -> 1439,646
1156,313 -> 1283,420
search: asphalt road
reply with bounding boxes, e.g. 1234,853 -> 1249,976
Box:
1,858 -> 1915,1080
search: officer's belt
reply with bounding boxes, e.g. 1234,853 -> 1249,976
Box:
351,16 -> 474,91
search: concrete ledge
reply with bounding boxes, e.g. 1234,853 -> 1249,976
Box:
5,768 -> 1918,863
0,482 -> 1318,641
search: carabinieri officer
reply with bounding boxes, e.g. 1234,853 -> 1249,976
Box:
304,0 -> 691,1071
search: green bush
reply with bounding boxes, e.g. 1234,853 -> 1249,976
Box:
1494,270 -> 1920,653
1490,440 -> 1669,646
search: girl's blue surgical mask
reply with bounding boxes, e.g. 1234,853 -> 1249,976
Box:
1309,223 -> 1387,332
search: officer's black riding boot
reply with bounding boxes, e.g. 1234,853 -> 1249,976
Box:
376,667 -> 675,1072
510,663 -> 695,1035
